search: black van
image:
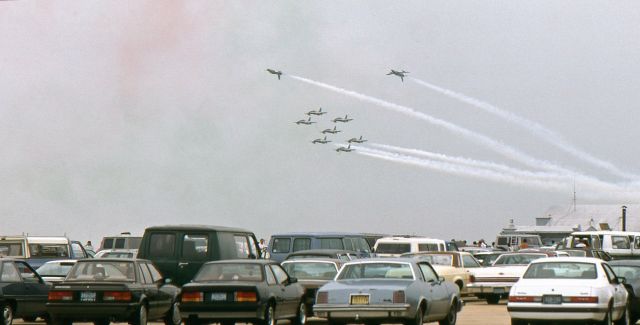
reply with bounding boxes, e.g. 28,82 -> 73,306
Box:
137,225 -> 261,286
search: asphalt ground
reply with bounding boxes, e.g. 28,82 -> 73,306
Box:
14,298 -> 511,325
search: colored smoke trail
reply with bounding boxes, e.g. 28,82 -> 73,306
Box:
410,77 -> 639,180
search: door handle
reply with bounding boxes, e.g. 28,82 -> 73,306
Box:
178,262 -> 189,267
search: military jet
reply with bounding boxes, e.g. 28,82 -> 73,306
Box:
266,69 -> 283,80
322,126 -> 341,134
295,117 -> 315,125
386,69 -> 409,82
312,136 -> 331,144
335,144 -> 354,153
306,107 -> 327,116
332,115 -> 353,123
348,136 -> 367,144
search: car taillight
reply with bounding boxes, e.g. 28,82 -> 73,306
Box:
469,275 -> 475,283
235,291 -> 257,302
316,291 -> 328,304
508,296 -> 536,303
392,290 -> 405,303
181,292 -> 204,303
49,291 -> 73,301
103,291 -> 132,302
568,296 -> 598,303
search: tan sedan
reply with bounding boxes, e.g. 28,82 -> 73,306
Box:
401,251 -> 483,295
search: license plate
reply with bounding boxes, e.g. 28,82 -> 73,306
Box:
210,292 -> 227,301
350,295 -> 369,305
80,291 -> 96,302
493,288 -> 505,294
542,295 -> 562,304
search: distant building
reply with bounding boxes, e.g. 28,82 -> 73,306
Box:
500,204 -> 635,246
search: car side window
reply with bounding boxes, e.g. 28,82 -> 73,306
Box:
293,238 -> 311,252
462,255 -> 481,268
234,235 -> 251,259
602,263 -> 618,284
272,238 -> 291,253
182,234 -> 209,260
270,265 -> 289,284
139,263 -> 152,284
1,262 -> 22,282
265,265 -> 276,285
418,263 -> 438,282
71,242 -> 87,258
15,261 -> 39,282
149,233 -> 176,258
146,263 -> 164,283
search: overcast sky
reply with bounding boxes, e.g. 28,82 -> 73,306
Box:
2,1 -> 639,245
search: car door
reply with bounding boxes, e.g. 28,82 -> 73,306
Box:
1,261 -> 30,315
138,262 -> 162,318
602,263 -> 627,319
270,264 -> 298,318
417,262 -> 449,319
16,261 -> 49,316
146,232 -> 179,284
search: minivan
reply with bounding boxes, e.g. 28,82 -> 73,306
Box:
137,225 -> 261,286
373,236 -> 447,257
267,232 -> 372,262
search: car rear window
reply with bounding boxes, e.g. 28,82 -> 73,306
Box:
339,263 -> 414,280
282,262 -> 337,280
67,261 -> 135,282
376,243 -> 410,254
524,262 -> 597,279
194,263 -> 263,282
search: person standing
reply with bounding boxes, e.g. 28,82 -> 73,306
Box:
85,241 -> 94,251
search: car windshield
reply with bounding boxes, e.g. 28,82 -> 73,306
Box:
29,244 -> 69,258
36,262 -> 75,277
66,261 -> 135,282
524,262 -> 597,279
282,262 -> 337,280
493,254 -> 545,266
411,254 -> 453,266
194,263 -> 263,282
611,265 -> 640,280
338,263 -> 414,280
474,253 -> 502,267
0,243 -> 23,257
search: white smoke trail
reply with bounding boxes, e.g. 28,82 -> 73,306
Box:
349,144 -> 640,202
288,75 -> 575,176
410,77 -> 639,180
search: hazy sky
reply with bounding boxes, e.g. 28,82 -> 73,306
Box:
2,1 -> 639,245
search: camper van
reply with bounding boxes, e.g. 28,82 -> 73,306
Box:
560,231 -> 640,259
494,234 -> 543,251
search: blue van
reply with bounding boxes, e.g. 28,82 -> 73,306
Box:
266,232 -> 372,262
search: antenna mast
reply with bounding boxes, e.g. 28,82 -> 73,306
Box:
573,178 -> 577,212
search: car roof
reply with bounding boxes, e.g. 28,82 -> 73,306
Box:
375,237 -> 445,243
76,258 -> 146,263
270,232 -> 365,237
204,259 -> 276,265
287,249 -> 357,255
144,224 -> 253,233
281,258 -> 342,264
343,257 -> 419,265
608,260 -> 640,266
531,256 -> 603,264
26,237 -> 70,244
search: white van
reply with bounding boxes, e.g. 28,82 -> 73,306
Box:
373,237 -> 447,257
495,234 -> 543,251
562,231 -> 640,259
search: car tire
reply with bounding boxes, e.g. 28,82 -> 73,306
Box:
259,303 -> 276,325
130,304 -> 148,325
22,317 -> 37,322
292,302 -> 306,325
510,319 -> 527,325
2,304 -> 14,325
486,295 -> 501,304
439,301 -> 457,325
164,301 -> 181,325
94,320 -> 110,325
404,306 -> 423,325
601,305 -> 613,325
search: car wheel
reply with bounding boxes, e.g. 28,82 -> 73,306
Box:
164,301 -> 181,325
486,295 -> 501,304
404,306 -> 423,325
601,305 -> 613,325
131,304 -> 148,325
22,317 -> 37,322
259,303 -> 275,325
439,302 -> 457,325
510,319 -> 527,325
2,304 -> 14,325
94,319 -> 110,325
293,302 -> 306,325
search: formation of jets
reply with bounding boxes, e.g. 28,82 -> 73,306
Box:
387,69 -> 409,82
266,69 -> 283,80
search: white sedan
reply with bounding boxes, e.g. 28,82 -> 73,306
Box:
507,257 -> 629,325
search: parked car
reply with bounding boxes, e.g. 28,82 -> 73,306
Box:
373,236 -> 448,257
267,232 -> 372,262
35,260 -> 77,283
313,258 -> 462,325
179,260 -> 306,325
99,232 -> 142,252
0,235 -> 90,269
137,225 -> 261,286
467,253 -> 547,304
284,249 -> 357,262
95,249 -> 139,259
47,258 -> 181,325
508,257 -> 629,325
609,259 -> 640,323
0,259 -> 51,324
402,251 -> 482,294
281,258 -> 343,316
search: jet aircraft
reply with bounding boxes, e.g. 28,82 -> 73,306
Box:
336,144 -> 354,153
266,69 -> 283,80
312,136 -> 331,144
332,115 -> 353,123
386,69 -> 409,82
348,136 -> 367,143
295,117 -> 315,125
322,126 -> 341,134
306,108 -> 327,116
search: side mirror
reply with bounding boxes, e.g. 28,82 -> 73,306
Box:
288,277 -> 298,284
617,277 -> 626,284
438,276 -> 445,282
164,278 -> 172,284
